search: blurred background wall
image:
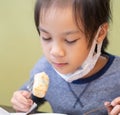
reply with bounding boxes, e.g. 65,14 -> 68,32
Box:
0,0 -> 120,112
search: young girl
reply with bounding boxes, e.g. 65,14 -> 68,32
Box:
11,0 -> 120,114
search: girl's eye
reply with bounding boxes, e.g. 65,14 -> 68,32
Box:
42,37 -> 52,41
65,39 -> 78,44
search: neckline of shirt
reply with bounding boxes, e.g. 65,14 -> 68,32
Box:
72,52 -> 115,84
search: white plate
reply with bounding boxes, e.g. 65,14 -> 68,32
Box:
32,113 -> 66,115
10,113 -> 66,115
10,113 -> 26,115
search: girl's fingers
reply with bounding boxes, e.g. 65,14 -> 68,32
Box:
111,97 -> 120,106
105,101 -> 120,115
13,100 -> 32,112
11,90 -> 33,112
21,91 -> 31,99
104,101 -> 113,113
110,105 -> 120,115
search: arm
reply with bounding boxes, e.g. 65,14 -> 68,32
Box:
11,57 -> 47,112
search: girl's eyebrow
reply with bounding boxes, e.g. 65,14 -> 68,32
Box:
39,27 -> 49,34
39,26 -> 80,35
62,30 -> 80,36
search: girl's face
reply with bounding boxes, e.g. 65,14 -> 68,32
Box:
39,7 -> 91,74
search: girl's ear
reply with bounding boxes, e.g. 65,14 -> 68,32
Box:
97,23 -> 109,43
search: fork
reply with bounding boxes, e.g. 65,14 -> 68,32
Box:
26,102 -> 37,115
26,79 -> 37,115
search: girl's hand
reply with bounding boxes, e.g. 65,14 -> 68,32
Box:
11,90 -> 33,112
104,97 -> 120,115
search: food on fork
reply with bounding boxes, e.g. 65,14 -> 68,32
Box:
32,72 -> 49,98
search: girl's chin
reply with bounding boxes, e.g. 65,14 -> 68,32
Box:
54,68 -> 72,75
51,63 -> 74,74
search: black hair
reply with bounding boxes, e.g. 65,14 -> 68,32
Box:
34,0 -> 112,53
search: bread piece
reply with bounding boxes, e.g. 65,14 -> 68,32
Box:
32,72 -> 49,98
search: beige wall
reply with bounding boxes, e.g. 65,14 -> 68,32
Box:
108,0 -> 120,55
0,0 -> 120,112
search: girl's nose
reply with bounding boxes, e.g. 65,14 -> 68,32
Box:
50,43 -> 65,57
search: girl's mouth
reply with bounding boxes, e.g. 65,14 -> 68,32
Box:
52,62 -> 68,68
